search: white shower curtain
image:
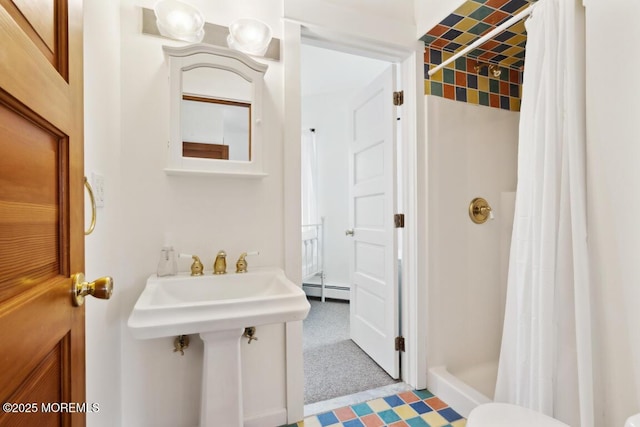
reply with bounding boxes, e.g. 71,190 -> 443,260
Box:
494,0 -> 594,426
301,129 -> 318,226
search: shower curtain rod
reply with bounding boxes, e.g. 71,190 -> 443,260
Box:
427,3 -> 535,77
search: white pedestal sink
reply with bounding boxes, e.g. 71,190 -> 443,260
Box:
127,267 -> 310,427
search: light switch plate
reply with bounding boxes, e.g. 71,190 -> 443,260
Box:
91,172 -> 105,208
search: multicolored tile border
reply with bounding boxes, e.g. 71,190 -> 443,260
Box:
424,48 -> 522,111
285,389 -> 467,427
420,0 -> 531,111
420,0 -> 533,70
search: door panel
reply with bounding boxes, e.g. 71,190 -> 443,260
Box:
354,141 -> 384,183
0,0 -> 85,425
348,65 -> 399,379
354,241 -> 385,279
3,337 -> 70,426
355,195 -> 384,227
1,0 -> 68,77
0,291 -> 74,426
0,98 -> 68,302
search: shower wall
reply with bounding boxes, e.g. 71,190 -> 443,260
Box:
425,95 -> 519,395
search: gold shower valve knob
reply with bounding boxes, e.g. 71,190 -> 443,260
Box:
469,197 -> 493,224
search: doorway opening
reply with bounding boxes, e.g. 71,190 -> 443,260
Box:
300,41 -> 407,413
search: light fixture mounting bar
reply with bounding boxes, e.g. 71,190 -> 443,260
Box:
141,7 -> 281,61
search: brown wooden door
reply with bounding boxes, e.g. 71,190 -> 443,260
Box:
0,0 -> 86,426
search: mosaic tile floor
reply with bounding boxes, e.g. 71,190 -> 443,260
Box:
286,389 -> 467,427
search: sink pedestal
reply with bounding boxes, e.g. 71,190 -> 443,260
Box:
200,329 -> 245,427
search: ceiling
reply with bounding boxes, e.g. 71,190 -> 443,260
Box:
321,0 -> 416,23
420,0 -> 535,70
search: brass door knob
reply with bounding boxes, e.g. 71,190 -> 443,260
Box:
72,273 -> 114,306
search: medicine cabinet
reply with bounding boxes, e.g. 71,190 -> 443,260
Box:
163,44 -> 268,177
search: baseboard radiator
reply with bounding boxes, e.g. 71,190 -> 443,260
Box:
302,282 -> 350,301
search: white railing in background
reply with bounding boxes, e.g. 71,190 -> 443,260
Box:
301,218 -> 325,301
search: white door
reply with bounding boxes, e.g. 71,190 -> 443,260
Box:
348,65 -> 399,379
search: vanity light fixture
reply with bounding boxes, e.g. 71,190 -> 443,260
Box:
227,18 -> 272,57
154,0 -> 205,43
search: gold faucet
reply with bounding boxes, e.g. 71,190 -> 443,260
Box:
235,251 -> 259,273
236,253 -> 248,273
190,255 -> 204,276
213,250 -> 227,274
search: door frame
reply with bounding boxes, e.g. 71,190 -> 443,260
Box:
282,20 -> 427,423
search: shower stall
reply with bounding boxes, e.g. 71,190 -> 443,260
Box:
424,96 -> 519,417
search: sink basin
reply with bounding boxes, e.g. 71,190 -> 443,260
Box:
128,267 -> 310,339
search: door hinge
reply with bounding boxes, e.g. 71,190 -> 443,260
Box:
393,90 -> 404,106
394,213 -> 405,228
395,336 -> 405,352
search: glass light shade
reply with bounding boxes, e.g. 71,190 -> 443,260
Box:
227,18 -> 272,57
154,0 -> 205,43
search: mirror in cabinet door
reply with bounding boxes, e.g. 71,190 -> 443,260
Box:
164,44 -> 268,177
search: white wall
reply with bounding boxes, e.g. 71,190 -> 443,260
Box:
425,96 -> 519,390
116,1 -> 287,425
302,92 -> 350,288
585,1 -> 640,426
302,92 -> 351,288
84,0 -> 122,426
285,0 -> 416,48
301,46 -> 391,291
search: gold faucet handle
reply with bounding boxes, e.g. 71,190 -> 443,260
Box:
236,253 -> 248,273
190,255 -> 204,276
235,251 -> 259,273
243,327 -> 258,343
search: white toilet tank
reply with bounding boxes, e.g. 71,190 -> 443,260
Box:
625,413 -> 640,427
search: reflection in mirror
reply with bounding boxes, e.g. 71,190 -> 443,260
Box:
164,44 -> 268,177
182,67 -> 252,162
181,95 -> 251,161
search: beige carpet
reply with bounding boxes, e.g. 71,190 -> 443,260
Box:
303,298 -> 399,404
